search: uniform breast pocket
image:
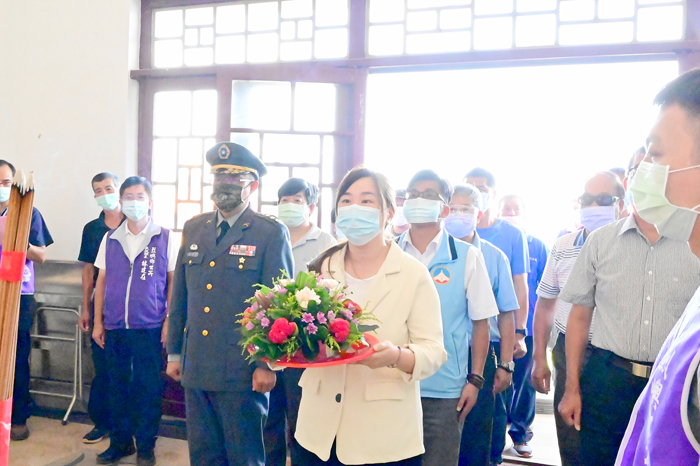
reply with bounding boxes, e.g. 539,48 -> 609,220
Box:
225,254 -> 261,273
184,254 -> 204,288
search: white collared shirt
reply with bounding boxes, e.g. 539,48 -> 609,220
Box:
292,224 -> 337,277
95,220 -> 179,272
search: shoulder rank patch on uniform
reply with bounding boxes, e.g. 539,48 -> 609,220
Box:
230,245 -> 256,256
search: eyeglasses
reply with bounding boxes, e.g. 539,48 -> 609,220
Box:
122,194 -> 149,201
578,193 -> 619,207
626,163 -> 640,178
449,204 -> 476,215
406,189 -> 446,203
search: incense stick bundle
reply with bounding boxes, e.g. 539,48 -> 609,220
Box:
0,169 -> 35,443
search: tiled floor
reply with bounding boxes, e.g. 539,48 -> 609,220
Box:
9,417 -> 190,466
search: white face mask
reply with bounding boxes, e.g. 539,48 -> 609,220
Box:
480,192 -> 491,213
0,186 -> 10,203
121,200 -> 149,222
629,161 -> 700,242
500,215 -> 526,231
278,203 -> 307,228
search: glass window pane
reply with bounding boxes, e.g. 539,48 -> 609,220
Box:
516,0 -> 556,12
203,185 -> 214,212
152,185 -> 176,230
559,21 -> 634,45
263,134 -> 321,164
473,17 -> 513,50
248,2 -> 279,32
192,90 -> 217,136
191,168 -> 202,201
177,203 -> 202,229
407,11 -> 438,32
155,10 -> 183,38
597,0 -> 634,19
292,167 -> 320,186
314,28 -> 348,59
204,138 -> 216,153
638,0 -> 681,4
298,20 -> 314,38
637,6 -> 684,42
184,47 -> 214,67
247,33 -> 279,62
515,14 -> 556,47
406,31 -> 471,54
154,40 -> 183,68
368,24 -> 405,56
185,7 -> 214,26
230,132 -> 261,157
559,0 -> 595,22
215,36 -> 246,64
440,8 -> 471,29
281,0 -> 313,19
322,136 -> 335,183
369,0 -> 405,23
154,91 -> 191,137
231,81 -> 292,130
281,21 -> 296,40
294,83 -> 337,132
200,27 -> 214,45
408,0 -> 471,8
178,168 -> 189,200
322,187 -> 334,229
261,166 -> 291,202
184,29 -> 198,46
281,41 -> 313,61
474,0 -> 513,15
179,138 -> 203,165
152,139 -> 178,183
216,5 -> 246,34
316,0 -> 349,27
261,204 -> 278,216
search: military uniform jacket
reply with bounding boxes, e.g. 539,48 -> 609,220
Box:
168,206 -> 294,392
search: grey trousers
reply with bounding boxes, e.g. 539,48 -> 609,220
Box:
421,397 -> 465,466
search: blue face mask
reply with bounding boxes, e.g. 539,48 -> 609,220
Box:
122,200 -> 149,222
335,205 -> 382,246
579,205 -> 617,232
403,198 -> 442,224
96,192 -> 120,211
0,187 -> 10,203
480,192 -> 491,213
444,213 -> 477,238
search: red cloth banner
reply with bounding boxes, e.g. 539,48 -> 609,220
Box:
0,397 -> 11,466
0,251 -> 26,283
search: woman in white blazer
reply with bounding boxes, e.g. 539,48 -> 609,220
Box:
296,167 -> 447,465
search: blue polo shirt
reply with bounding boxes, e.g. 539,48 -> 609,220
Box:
471,233 -> 519,341
477,218 -> 530,276
526,234 -> 549,334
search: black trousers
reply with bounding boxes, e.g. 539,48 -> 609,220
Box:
12,295 -> 37,425
490,342 -> 507,464
264,368 -> 303,466
579,347 -> 649,466
553,333 -> 581,466
297,443 -> 421,466
88,329 -> 112,432
105,328 -> 163,451
186,387 -> 268,466
507,336 -> 536,444
458,343 -> 497,466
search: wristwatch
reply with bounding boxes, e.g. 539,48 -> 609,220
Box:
497,361 -> 515,373
515,328 -> 528,337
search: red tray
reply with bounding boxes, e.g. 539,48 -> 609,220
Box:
258,333 -> 379,369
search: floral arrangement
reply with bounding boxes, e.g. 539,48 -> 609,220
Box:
238,271 -> 378,364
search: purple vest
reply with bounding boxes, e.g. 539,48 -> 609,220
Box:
103,224 -> 170,330
616,287 -> 700,465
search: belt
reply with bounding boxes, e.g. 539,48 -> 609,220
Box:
604,350 -> 653,379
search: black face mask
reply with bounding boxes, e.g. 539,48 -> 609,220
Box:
211,183 -> 247,213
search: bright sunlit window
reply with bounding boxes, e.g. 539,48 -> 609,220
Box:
364,60 -> 679,246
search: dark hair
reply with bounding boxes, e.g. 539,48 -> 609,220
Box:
395,188 -> 407,199
407,169 -> 452,203
464,167 -> 496,189
119,176 -> 152,198
0,160 -> 16,177
627,147 -> 646,175
277,177 -> 318,205
91,172 -> 120,190
309,167 -> 396,274
653,69 -> 700,118
589,171 -> 625,199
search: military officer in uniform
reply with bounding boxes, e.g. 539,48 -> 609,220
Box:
166,142 -> 294,466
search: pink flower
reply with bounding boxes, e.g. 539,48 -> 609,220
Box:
341,310 -> 353,320
261,317 -> 270,328
327,311 -> 336,322
250,301 -> 259,313
316,312 -> 327,324
302,313 -> 314,323
268,318 -> 297,344
245,322 -> 254,331
255,290 -> 272,309
256,311 -> 265,321
307,323 -> 318,335
329,319 -> 350,342
279,288 -> 288,294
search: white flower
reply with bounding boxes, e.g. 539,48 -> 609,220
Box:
278,279 -> 293,288
295,287 -> 321,310
318,278 -> 341,295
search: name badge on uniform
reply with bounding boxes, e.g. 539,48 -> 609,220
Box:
230,245 -> 256,256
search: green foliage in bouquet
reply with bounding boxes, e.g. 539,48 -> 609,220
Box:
238,271 -> 379,364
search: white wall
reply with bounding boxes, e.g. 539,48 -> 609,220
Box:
0,0 -> 141,261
